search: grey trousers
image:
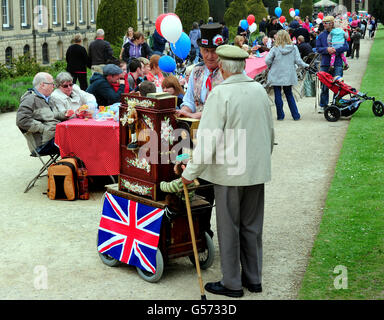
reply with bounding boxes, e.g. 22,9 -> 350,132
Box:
214,184 -> 264,290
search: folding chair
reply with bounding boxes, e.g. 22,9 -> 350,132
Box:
21,132 -> 60,193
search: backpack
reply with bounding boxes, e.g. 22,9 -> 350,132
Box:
47,155 -> 89,200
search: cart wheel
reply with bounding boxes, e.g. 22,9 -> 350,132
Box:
324,105 -> 341,122
189,232 -> 215,270
136,249 -> 164,283
97,234 -> 122,267
372,101 -> 384,117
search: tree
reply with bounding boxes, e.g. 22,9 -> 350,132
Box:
247,0 -> 268,24
96,0 -> 137,46
371,0 -> 384,23
280,0 -> 295,22
224,0 -> 249,27
300,0 -> 313,21
262,0 -> 278,16
209,0 -> 226,22
175,0 -> 210,34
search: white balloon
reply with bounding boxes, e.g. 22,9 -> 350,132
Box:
249,23 -> 257,33
316,18 -> 323,25
290,10 -> 296,18
160,14 -> 183,43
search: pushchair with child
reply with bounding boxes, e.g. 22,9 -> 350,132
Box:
316,71 -> 384,122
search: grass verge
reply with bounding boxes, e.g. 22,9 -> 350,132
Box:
297,28 -> 384,299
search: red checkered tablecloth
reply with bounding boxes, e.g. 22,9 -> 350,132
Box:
55,118 -> 119,176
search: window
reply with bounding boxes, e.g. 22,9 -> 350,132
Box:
78,0 -> 83,23
2,0 -> 10,27
143,0 -> 147,20
37,0 -> 43,25
153,0 -> 158,19
90,0 -> 95,22
163,0 -> 168,13
23,44 -> 30,56
20,0 -> 27,26
42,43 -> 49,64
5,46 -> 12,65
52,0 -> 58,24
66,0 -> 71,23
137,0 -> 140,21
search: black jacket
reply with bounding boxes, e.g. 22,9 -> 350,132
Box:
88,39 -> 113,66
297,42 -> 313,59
122,41 -> 152,64
66,44 -> 89,73
293,27 -> 310,43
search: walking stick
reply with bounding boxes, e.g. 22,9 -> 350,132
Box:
183,182 -> 207,300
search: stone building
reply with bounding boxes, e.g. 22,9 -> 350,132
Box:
0,0 -> 179,66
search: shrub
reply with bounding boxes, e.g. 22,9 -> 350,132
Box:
224,0 -> 249,27
13,55 -> 45,77
247,0 -> 268,25
175,0 -> 210,34
96,0 -> 137,46
300,0 -> 313,21
280,0 -> 295,23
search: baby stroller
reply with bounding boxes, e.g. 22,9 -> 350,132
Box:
316,71 -> 384,122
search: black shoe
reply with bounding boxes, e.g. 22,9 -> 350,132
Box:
204,281 -> 244,298
242,274 -> 262,293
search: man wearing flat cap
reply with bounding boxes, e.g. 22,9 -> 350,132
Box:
86,64 -> 125,106
316,16 -> 349,113
182,45 -> 275,298
176,23 -> 225,120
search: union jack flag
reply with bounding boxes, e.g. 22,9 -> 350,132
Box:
97,192 -> 164,273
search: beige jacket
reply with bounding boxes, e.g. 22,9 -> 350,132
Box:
182,73 -> 274,186
50,84 -> 96,112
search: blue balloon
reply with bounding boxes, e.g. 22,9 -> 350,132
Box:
170,32 -> 191,60
240,19 -> 249,30
295,9 -> 300,16
309,23 -> 313,28
275,7 -> 282,18
158,55 -> 176,73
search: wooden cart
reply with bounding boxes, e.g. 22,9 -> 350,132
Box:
98,184 -> 215,283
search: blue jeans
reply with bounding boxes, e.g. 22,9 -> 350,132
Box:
36,138 -> 60,155
273,86 -> 300,120
320,65 -> 343,108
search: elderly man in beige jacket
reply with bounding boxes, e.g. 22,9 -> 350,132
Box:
182,45 -> 274,298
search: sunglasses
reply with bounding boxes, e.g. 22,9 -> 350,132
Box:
61,83 -> 74,88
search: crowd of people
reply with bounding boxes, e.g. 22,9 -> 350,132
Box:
16,10 -> 377,299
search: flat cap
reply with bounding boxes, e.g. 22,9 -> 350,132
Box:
323,16 -> 335,23
216,44 -> 249,60
103,64 -> 123,75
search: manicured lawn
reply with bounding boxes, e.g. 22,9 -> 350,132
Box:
298,27 -> 384,299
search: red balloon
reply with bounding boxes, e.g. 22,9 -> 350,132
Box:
247,14 -> 255,25
155,14 -> 167,36
318,12 -> 324,19
279,16 -> 286,23
347,12 -> 351,17
289,8 -> 294,12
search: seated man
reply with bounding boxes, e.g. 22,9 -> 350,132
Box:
16,72 -> 72,154
86,64 -> 125,106
127,58 -> 144,92
139,81 -> 156,97
297,35 -> 313,59
50,71 -> 97,112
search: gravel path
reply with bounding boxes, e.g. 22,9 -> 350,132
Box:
0,38 -> 372,300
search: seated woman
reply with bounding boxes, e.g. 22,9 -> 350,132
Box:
146,54 -> 165,92
234,35 -> 245,48
161,75 -> 185,108
122,31 -> 152,64
50,72 -> 97,113
252,36 -> 271,53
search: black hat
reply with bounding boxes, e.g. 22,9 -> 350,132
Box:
197,23 -> 226,48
